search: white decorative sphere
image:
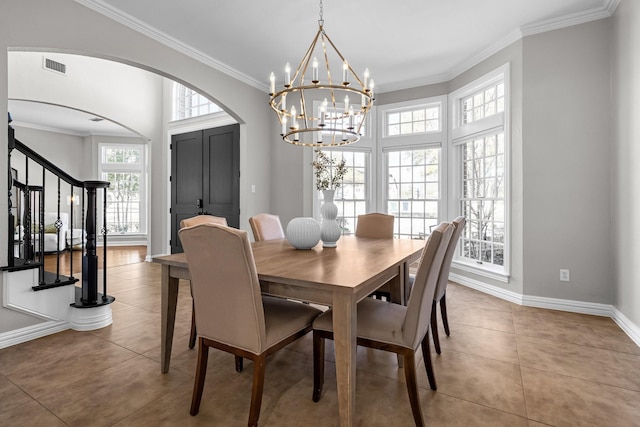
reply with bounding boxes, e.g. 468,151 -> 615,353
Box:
286,217 -> 321,250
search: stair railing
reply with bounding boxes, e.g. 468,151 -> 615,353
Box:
5,129 -> 114,308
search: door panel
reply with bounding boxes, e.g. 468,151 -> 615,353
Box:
170,124 -> 240,253
203,125 -> 240,227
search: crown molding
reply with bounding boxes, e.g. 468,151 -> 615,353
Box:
74,0 -> 266,92
521,2 -> 616,37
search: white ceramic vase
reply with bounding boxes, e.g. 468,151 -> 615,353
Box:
285,217 -> 321,250
320,189 -> 341,248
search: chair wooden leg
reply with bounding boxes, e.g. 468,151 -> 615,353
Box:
235,356 -> 244,372
440,294 -> 450,336
421,332 -> 437,391
189,302 -> 197,349
190,338 -> 209,416
403,351 -> 425,427
248,354 -> 266,427
312,331 -> 325,402
430,300 -> 441,355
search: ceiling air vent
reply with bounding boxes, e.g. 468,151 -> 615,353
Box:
43,57 -> 66,75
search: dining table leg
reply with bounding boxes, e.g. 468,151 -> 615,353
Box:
161,264 -> 180,373
332,292 -> 357,427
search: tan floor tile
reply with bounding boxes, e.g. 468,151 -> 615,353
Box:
5,333 -> 138,398
438,321 -> 519,365
513,308 -> 608,347
0,375 -> 32,415
39,355 -> 191,426
447,301 -> 515,333
449,286 -> 515,313
429,350 -> 526,416
516,335 -> 640,391
522,367 -> 640,426
0,399 -> 67,427
424,392 -> 529,426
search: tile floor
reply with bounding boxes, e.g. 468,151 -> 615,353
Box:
1,260 -> 639,426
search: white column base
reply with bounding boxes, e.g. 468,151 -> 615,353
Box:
69,304 -> 113,331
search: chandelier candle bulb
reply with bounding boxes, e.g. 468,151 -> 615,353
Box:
342,61 -> 349,84
285,62 -> 291,87
312,57 -> 319,83
344,95 -> 349,114
281,116 -> 287,135
369,78 -> 375,94
282,93 -> 287,112
319,105 -> 326,126
269,72 -> 275,95
363,68 -> 369,89
348,106 -> 354,129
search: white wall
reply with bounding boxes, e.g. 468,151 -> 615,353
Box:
612,0 -> 640,326
10,126 -> 86,214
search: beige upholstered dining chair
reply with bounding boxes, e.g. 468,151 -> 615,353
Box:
179,214 -> 228,350
312,222 -> 454,427
430,216 -> 466,354
355,213 -> 395,300
355,212 -> 395,239
248,213 -> 285,241
179,223 -> 321,426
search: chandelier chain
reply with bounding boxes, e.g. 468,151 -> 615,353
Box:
318,0 -> 324,27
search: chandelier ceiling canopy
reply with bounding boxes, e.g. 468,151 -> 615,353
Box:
268,0 -> 374,147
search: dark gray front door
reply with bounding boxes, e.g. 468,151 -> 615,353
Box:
170,124 -> 240,253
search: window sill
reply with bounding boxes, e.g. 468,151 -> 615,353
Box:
451,260 -> 510,283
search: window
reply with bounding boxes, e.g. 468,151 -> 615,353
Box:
317,150 -> 369,235
385,105 -> 440,137
460,134 -> 505,266
386,148 -> 440,239
450,64 -> 509,278
172,82 -> 222,121
100,144 -> 146,234
462,82 -> 504,124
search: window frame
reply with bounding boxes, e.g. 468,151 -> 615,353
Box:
449,64 -> 511,282
377,96 -> 448,236
98,142 -> 148,236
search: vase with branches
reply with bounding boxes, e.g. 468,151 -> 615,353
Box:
312,149 -> 347,247
312,149 -> 348,191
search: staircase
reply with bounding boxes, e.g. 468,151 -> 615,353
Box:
2,116 -> 115,346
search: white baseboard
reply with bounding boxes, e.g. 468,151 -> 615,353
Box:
0,320 -> 70,349
449,273 -> 640,348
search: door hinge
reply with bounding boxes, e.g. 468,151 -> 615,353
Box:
169,207 -> 172,214
169,175 -> 172,182
169,143 -> 172,150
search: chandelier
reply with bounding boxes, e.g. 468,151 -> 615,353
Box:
268,0 -> 374,147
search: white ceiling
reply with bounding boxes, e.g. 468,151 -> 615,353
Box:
81,0 -> 612,91
10,0 -> 615,136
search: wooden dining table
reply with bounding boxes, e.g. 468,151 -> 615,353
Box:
152,235 -> 424,427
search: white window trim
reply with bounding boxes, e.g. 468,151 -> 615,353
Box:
448,63 -> 511,281
98,142 -> 148,236
377,96 -> 448,219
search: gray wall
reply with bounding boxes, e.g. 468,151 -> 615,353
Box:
522,19 -> 612,303
612,0 -> 640,326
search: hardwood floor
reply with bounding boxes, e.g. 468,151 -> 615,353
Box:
1,248 -> 639,426
43,246 -> 147,274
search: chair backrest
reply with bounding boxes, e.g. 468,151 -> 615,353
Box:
180,215 -> 228,229
402,222 -> 453,349
179,224 -> 266,354
434,216 -> 466,301
248,213 -> 285,241
355,213 -> 394,238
